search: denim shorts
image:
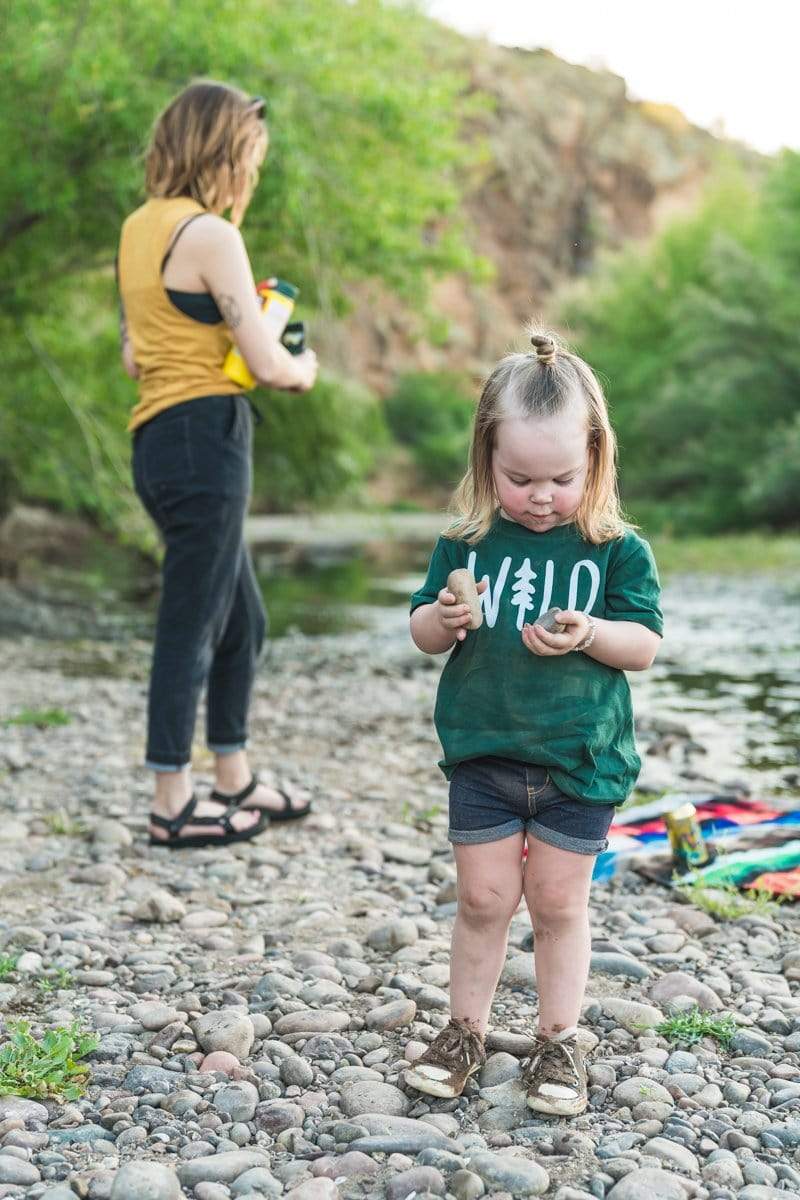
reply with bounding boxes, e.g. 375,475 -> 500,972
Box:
448,756 -> 615,855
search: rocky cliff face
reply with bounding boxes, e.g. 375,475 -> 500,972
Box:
320,40 -> 757,391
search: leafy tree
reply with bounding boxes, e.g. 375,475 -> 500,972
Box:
563,156 -> 800,532
0,0 -> 485,527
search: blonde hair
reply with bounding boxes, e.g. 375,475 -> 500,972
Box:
447,331 -> 627,545
145,80 -> 268,227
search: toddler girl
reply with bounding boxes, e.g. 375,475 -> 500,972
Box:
406,332 -> 663,1115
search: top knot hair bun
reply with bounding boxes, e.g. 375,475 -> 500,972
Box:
530,334 -> 557,366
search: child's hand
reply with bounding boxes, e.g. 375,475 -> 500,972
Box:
522,610 -> 590,656
436,580 -> 488,642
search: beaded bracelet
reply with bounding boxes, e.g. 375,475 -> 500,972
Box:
574,615 -> 597,653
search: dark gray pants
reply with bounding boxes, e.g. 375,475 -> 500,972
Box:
132,394 -> 266,770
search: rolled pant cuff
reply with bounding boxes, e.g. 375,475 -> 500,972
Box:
207,741 -> 247,755
145,759 -> 189,773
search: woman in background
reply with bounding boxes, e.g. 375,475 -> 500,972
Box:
117,80 -> 317,848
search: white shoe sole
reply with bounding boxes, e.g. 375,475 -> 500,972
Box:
404,1062 -> 479,1098
527,1093 -> 587,1117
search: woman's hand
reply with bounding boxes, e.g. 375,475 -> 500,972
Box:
289,348 -> 318,392
436,579 -> 488,643
522,609 -> 589,656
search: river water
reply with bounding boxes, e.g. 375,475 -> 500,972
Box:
249,520 -> 800,799
3,513 -> 799,799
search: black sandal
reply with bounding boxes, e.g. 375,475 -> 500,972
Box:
209,773 -> 312,823
149,793 -> 269,849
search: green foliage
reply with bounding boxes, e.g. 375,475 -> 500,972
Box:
43,809 -> 87,838
648,532 -> 800,576
385,371 -> 474,486
0,1020 -> 98,1101
0,0 -> 485,529
675,877 -> 784,920
0,955 -> 19,981
4,707 -> 71,728
252,372 -> 388,511
564,154 -> 800,533
654,1006 -> 738,1049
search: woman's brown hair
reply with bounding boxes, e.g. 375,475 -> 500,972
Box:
447,331 -> 628,545
145,80 -> 268,226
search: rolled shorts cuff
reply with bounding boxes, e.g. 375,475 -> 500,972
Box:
448,818 -> 524,845
207,741 -> 247,755
145,759 -> 188,773
525,818 -> 608,856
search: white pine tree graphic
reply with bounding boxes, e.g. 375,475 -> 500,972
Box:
511,558 -> 537,630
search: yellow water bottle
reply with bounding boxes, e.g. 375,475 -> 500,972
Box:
223,279 -> 299,388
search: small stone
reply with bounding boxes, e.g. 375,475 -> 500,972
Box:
0,1157 -> 41,1185
648,971 -> 722,1011
601,998 -> 664,1033
667,906 -> 716,937
386,1166 -> 446,1198
132,888 -> 186,923
480,1053 -> 521,1088
451,1170 -> 486,1200
606,1167 -> 689,1199
701,1159 -> 744,1189
182,908 -> 229,929
280,1055 -> 314,1087
364,999 -> 416,1031
255,1101 -> 306,1135
313,1151 -> 379,1181
591,952 -> 652,980
285,1180 -> 340,1199
0,1098 -> 48,1123
366,919 -> 418,952
194,1011 -> 254,1059
273,1010 -> 350,1036
213,1081 -> 260,1122
199,1051 -> 242,1075
730,1030 -> 773,1056
500,954 -> 535,988
195,1186 -> 232,1200
642,1137 -> 699,1173
612,1077 -> 674,1108
93,818 -> 134,846
128,1002 -> 181,1031
468,1152 -> 549,1196
341,1081 -> 409,1118
109,1162 -> 182,1200
122,1065 -> 177,1094
178,1151 -> 271,1188
230,1166 -> 282,1196
737,1188 -> 800,1200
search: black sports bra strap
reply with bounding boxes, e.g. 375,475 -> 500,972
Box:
160,213 -> 208,274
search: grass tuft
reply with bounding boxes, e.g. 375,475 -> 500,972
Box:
43,808 -> 87,837
675,876 -> 785,920
655,1006 -> 738,1049
0,954 -> 19,981
3,707 -> 71,729
0,1020 -> 98,1101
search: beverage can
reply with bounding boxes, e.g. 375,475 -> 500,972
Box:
223,279 -> 299,388
665,803 -> 713,871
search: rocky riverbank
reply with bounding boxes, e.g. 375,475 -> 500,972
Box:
1,627 -> 799,1200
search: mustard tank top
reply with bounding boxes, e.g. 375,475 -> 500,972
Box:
118,197 -> 244,431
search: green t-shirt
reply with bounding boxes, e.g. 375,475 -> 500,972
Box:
410,515 -> 663,805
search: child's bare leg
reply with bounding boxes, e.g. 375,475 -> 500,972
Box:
522,837 -> 596,1035
450,833 -> 526,1036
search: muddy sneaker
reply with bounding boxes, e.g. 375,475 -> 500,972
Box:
404,1018 -> 486,1098
523,1028 -> 587,1116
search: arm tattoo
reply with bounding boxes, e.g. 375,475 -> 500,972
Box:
118,300 -> 129,346
218,293 -> 242,329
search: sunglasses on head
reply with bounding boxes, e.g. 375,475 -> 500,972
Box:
248,96 -> 267,119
